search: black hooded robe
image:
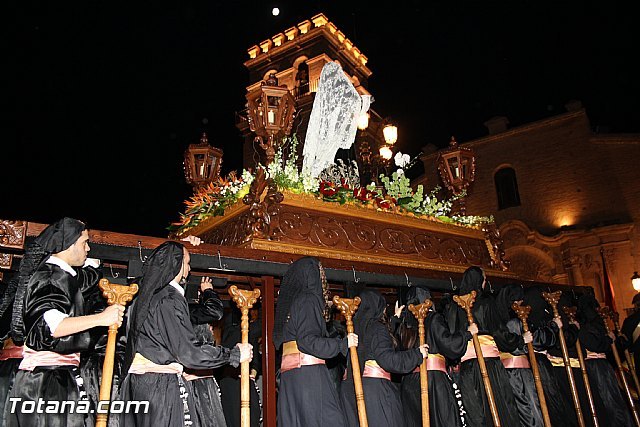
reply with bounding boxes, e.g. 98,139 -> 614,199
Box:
449,267 -> 520,427
6,262 -> 100,427
119,285 -> 239,427
185,287 -> 228,427
401,312 -> 470,427
274,257 -> 349,427
496,284 -> 544,427
503,318 -> 544,427
578,295 -> 633,427
119,242 -> 240,427
276,292 -> 348,427
340,290 -> 422,427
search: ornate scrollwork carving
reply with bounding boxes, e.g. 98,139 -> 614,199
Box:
482,223 -> 510,271
242,167 -> 284,242
272,206 -> 495,268
0,220 -> 27,249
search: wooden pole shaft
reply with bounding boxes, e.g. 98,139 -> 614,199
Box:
334,296 -> 368,427
229,285 -> 261,427
96,279 -> 138,427
454,291 -> 501,427
598,307 -> 640,427
512,301 -> 552,427
542,291 -> 585,427
611,311 -> 640,399
563,307 -> 599,427
409,300 -> 432,427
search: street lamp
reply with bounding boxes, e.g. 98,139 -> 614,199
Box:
184,132 -> 223,189
357,112 -> 370,131
437,137 -> 476,195
436,137 -> 476,215
245,73 -> 296,165
379,145 -> 393,161
383,123 -> 398,145
632,271 -> 640,292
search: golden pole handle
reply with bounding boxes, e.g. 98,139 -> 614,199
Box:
542,291 -> 586,427
96,279 -> 138,427
334,296 -> 368,427
229,285 -> 261,427
598,307 -> 640,427
409,300 -> 433,427
454,291 -> 501,427
563,306 -> 599,427
512,301 -> 552,427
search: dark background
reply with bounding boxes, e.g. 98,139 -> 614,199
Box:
5,1 -> 639,237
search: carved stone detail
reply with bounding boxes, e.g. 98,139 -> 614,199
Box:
0,220 -> 27,249
506,251 -> 554,282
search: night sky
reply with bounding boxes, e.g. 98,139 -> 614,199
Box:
5,1 -> 639,237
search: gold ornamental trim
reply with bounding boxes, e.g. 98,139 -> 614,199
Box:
249,238 -> 517,278
279,191 -> 486,239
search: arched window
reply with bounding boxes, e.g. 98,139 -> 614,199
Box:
295,62 -> 309,96
494,167 -> 521,209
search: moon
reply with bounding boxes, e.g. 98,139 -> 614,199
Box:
272,7 -> 280,16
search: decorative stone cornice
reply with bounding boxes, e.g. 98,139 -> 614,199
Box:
420,110 -> 588,161
245,13 -> 370,75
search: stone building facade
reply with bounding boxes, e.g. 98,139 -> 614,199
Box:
416,102 -> 640,315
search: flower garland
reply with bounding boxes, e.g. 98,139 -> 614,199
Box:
169,136 -> 493,234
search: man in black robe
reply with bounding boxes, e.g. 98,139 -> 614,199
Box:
7,217 -> 124,427
119,240 -> 252,427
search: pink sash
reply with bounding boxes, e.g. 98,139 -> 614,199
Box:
183,371 -> 214,381
500,353 -> 530,369
0,346 -> 23,361
586,351 -> 607,360
128,353 -> 183,375
363,360 -> 391,380
280,353 -> 326,373
461,335 -> 500,363
19,346 -> 80,371
280,341 -> 326,373
413,354 -> 447,373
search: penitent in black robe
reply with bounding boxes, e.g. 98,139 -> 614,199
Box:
277,292 -> 348,427
580,319 -> 633,427
453,292 -> 521,427
187,288 -> 228,427
530,324 -> 578,427
119,285 -> 240,427
7,263 -> 100,427
401,312 -> 470,427
549,323 -> 601,427
341,320 -> 422,427
503,318 -> 544,427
